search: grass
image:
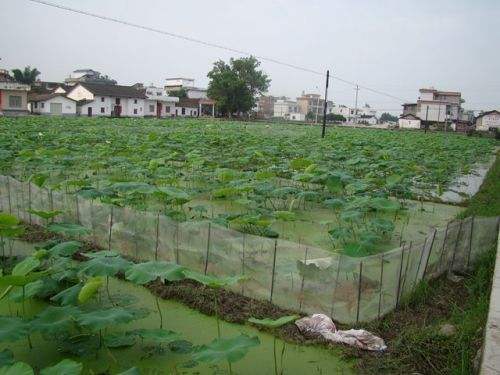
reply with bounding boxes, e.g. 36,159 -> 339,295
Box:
344,151 -> 499,374
460,151 -> 500,217
345,246 -> 495,374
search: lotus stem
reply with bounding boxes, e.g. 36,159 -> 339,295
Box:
106,276 -> 114,306
228,361 -> 232,375
279,341 -> 286,375
155,296 -> 163,329
273,336 -> 278,375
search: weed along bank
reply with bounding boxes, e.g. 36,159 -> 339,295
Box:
0,116 -> 498,374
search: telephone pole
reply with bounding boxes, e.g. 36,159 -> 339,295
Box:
354,84 -> 359,124
321,70 -> 330,138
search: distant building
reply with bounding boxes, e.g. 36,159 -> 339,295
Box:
402,88 -> 463,125
0,69 -> 30,116
255,95 -> 277,118
142,84 -> 179,118
398,113 -> 422,129
475,110 -> 500,132
29,93 -> 77,116
67,82 -> 148,117
165,78 -> 208,99
65,69 -> 116,85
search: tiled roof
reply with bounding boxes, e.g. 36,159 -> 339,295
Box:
79,82 -> 147,99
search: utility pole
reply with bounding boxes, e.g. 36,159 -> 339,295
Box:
321,70 -> 330,138
354,84 -> 359,124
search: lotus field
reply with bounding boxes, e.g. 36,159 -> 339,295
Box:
0,116 -> 495,256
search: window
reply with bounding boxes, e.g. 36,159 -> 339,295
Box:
133,109 -> 138,115
41,102 -> 45,108
149,105 -> 155,112
101,97 -> 105,102
194,110 -> 197,116
34,102 -> 38,108
157,92 -> 162,96
165,106 -> 170,113
181,108 -> 186,115
101,107 -> 105,114
115,98 -> 121,105
134,99 -> 138,104
8,96 -> 22,108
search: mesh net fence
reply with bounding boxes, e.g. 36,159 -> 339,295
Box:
1,175 -> 498,324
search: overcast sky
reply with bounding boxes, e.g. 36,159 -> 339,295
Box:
1,0 -> 499,113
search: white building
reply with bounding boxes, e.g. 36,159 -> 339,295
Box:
398,113 -> 422,129
165,77 -> 208,99
403,88 -> 462,124
0,69 -> 30,116
273,99 -> 298,118
29,93 -> 76,116
143,85 -> 179,117
67,83 -> 148,117
475,110 -> 500,131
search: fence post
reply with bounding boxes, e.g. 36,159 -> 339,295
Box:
329,254 -> 342,318
465,216 -> 475,269
449,219 -> 463,273
241,233 -> 246,295
437,221 -> 450,273
75,195 -> 80,224
203,222 -> 212,275
377,253 -> 385,318
108,206 -> 114,251
175,221 -> 180,265
299,247 -> 309,310
154,212 -> 160,261
356,261 -> 363,324
6,177 -> 12,214
395,243 -> 406,308
422,228 -> 437,279
399,241 -> 412,298
28,182 -> 32,224
269,239 -> 278,303
49,189 -> 54,212
89,200 -> 97,246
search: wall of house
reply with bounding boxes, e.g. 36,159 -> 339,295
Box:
399,118 -> 421,129
476,113 -> 500,131
67,85 -> 94,101
0,89 -> 28,112
76,96 -> 145,117
173,106 -> 198,117
32,96 -> 76,115
417,102 -> 459,122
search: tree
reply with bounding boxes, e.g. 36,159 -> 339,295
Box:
11,66 -> 40,85
379,112 -> 398,123
325,113 -> 346,122
207,57 -> 270,117
306,111 -> 315,121
167,88 -> 188,99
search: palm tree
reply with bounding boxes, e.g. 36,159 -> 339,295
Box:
11,66 -> 41,85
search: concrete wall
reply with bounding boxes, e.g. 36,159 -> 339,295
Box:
399,118 -> 421,129
0,89 -> 28,112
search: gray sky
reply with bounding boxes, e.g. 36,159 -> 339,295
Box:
2,0 -> 499,113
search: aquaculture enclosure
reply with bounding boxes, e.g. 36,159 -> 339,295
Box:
1,175 -> 498,324
0,117 -> 495,254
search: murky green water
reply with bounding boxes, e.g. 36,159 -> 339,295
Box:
1,271 -> 353,375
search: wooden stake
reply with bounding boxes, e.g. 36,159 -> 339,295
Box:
269,239 -> 278,303
203,222 -> 212,275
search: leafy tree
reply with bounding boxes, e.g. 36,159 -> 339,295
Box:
305,111 -> 315,121
167,88 -> 188,99
207,56 -> 270,117
325,113 -> 346,122
11,66 -> 41,85
379,112 -> 398,123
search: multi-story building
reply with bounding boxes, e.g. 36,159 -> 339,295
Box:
475,110 -> 500,131
164,77 -> 215,115
165,78 -> 208,99
402,88 -> 463,124
0,69 -> 30,116
255,95 -> 277,118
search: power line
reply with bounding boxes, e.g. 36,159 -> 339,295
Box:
27,0 -> 409,104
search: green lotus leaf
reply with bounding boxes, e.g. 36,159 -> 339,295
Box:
8,280 -> 44,302
117,368 -> 140,375
12,257 -> 40,276
0,349 -> 14,367
31,306 -> 80,333
51,283 -> 82,306
0,361 -> 33,375
125,261 -> 185,285
83,250 -> 120,258
0,272 -> 47,287
48,241 -> 82,257
370,197 -> 400,211
273,211 -> 296,222
26,209 -> 62,221
78,277 -> 103,304
132,328 -> 181,344
182,271 -> 245,289
104,332 -> 137,348
79,256 -> 131,277
248,315 -> 299,328
48,223 -> 90,236
193,334 -> 260,364
77,307 -> 137,331
0,316 -> 30,342
40,359 -> 82,375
